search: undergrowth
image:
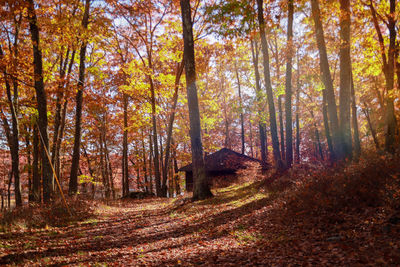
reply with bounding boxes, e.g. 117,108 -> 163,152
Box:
268,151 -> 400,221
0,197 -> 96,231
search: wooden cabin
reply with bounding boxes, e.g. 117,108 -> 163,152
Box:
178,148 -> 263,191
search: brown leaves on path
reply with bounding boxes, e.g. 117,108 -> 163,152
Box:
0,179 -> 399,266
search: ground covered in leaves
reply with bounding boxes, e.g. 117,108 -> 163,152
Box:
1,158 -> 400,266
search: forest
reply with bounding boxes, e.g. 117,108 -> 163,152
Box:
0,0 -> 399,265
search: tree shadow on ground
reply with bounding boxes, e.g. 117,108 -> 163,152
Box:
0,190 -> 275,265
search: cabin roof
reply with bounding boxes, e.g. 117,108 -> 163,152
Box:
178,148 -> 263,172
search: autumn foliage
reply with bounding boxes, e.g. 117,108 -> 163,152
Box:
0,0 -> 400,264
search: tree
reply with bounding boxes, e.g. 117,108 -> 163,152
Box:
122,92 -> 129,197
180,0 -> 212,200
0,20 -> 22,205
351,73 -> 361,159
366,0 -> 397,153
285,0 -> 294,167
250,38 -> 268,167
162,61 -> 184,197
310,0 -> 343,161
69,0 -> 91,195
234,59 -> 245,154
256,0 -> 282,169
27,0 -> 52,203
339,0 -> 352,159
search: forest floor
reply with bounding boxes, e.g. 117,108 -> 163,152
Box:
1,162 -> 400,266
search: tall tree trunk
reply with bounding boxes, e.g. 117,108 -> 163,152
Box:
162,61 -> 184,197
384,0 -> 397,153
234,60 -> 245,154
368,0 -> 397,153
285,0 -> 294,168
219,65 -> 231,149
311,0 -> 343,161
51,50 -> 67,191
142,135 -> 148,193
148,133 -> 154,194
272,30 -> 284,161
25,128 -> 33,202
0,47 -> 21,206
249,114 -> 254,157
256,0 -> 282,169
250,39 -> 267,166
55,53 -> 74,181
180,0 -> 212,200
339,0 -> 353,159
278,96 -> 285,161
7,171 -> 11,209
32,124 -> 40,202
27,0 -> 52,202
158,130 -> 164,193
322,90 -> 334,160
99,132 -> 109,199
295,57 -> 301,164
172,139 -> 180,196
351,73 -> 361,159
52,49 -> 75,190
149,75 -> 162,196
69,0 -> 90,195
104,137 -> 115,199
122,93 -> 129,197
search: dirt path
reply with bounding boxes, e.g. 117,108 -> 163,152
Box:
1,183 -> 399,266
0,183 -> 271,266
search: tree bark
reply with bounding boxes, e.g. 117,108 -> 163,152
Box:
0,46 -> 21,206
99,130 -> 109,199
322,90 -> 334,160
368,0 -> 397,153
234,60 -> 245,154
162,61 -> 184,197
285,0 -> 294,167
256,0 -> 282,169
69,0 -> 90,195
27,0 -> 52,203
250,38 -> 267,167
148,133 -> 154,194
142,134 -> 148,193
351,73 -> 361,159
172,139 -> 180,196
339,0 -> 353,159
55,51 -> 75,182
122,93 -> 129,197
149,75 -> 162,196
52,49 -> 75,190
249,114 -> 254,157
25,127 -> 33,202
104,136 -> 115,199
32,123 -> 40,202
278,95 -> 285,161
311,0 -> 343,161
384,0 -> 397,153
295,56 -> 301,164
180,0 -> 212,200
